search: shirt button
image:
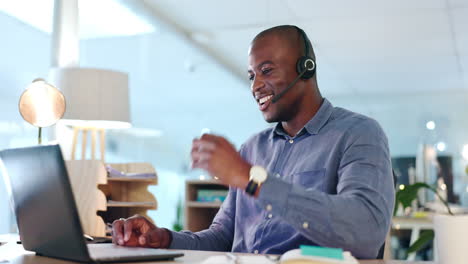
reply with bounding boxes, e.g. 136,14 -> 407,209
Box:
289,139 -> 294,144
266,204 -> 272,211
303,221 -> 309,229
254,250 -> 259,254
268,213 -> 273,219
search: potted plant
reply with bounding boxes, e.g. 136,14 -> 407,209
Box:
172,199 -> 184,232
394,182 -> 468,263
394,182 -> 453,253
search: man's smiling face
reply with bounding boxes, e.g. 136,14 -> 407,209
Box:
248,34 -> 303,123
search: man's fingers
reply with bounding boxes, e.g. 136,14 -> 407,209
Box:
138,235 -> 147,246
191,160 -> 209,171
191,151 -> 212,163
112,216 -> 160,247
139,229 -> 162,248
123,220 -> 131,242
192,139 -> 216,152
112,219 -> 125,245
123,219 -> 136,242
200,133 -> 222,142
124,217 -> 150,242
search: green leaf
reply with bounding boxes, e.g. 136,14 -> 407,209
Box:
172,223 -> 183,232
407,230 -> 434,254
394,183 -> 436,216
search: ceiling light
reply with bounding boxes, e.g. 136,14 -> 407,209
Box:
79,0 -> 154,38
462,144 -> 468,161
0,0 -> 53,33
0,0 -> 154,38
436,142 -> 446,152
426,121 -> 436,130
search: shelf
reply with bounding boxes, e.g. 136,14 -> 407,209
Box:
185,180 -> 226,232
107,177 -> 157,183
186,201 -> 222,208
185,179 -> 224,185
107,201 -> 156,208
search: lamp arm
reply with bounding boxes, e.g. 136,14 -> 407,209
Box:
38,127 -> 42,145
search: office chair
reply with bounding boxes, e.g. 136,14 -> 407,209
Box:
376,169 -> 398,259
377,243 -> 385,259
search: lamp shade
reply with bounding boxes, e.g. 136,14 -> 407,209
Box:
19,79 -> 66,128
49,67 -> 131,129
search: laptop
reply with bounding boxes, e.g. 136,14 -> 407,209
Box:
0,144 -> 184,262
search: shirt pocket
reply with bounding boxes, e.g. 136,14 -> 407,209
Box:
292,169 -> 326,191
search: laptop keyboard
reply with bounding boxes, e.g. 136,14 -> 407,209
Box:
88,244 -> 181,262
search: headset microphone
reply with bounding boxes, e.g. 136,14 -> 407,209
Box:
271,61 -> 313,103
271,26 -> 316,104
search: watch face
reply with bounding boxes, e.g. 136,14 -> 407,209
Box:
250,166 -> 267,183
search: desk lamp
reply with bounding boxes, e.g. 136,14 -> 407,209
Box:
18,78 -> 66,144
49,67 -> 131,161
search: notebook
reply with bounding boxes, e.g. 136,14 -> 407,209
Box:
202,246 -> 358,264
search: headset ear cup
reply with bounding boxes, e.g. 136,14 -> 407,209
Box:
296,56 -> 316,80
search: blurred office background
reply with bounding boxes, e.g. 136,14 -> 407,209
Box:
0,0 -> 467,260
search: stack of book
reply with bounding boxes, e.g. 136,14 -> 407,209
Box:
196,189 -> 228,203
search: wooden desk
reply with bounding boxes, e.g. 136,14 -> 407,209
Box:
392,216 -> 434,261
0,235 -> 433,264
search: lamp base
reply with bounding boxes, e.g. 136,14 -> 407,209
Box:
71,127 -> 106,161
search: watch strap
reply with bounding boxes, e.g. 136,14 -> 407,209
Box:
245,180 -> 258,196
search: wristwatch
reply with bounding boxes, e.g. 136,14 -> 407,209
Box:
245,165 -> 268,196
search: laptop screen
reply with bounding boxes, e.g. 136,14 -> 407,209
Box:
0,145 -> 90,262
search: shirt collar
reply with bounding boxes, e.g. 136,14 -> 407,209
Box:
272,98 -> 334,138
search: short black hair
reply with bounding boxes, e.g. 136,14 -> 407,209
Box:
251,25 -> 315,60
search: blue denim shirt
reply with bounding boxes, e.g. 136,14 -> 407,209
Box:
170,98 -> 395,259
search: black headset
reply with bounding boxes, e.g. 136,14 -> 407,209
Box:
271,26 -> 317,103
294,26 -> 316,80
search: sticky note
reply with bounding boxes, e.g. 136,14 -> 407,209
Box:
300,245 -> 344,260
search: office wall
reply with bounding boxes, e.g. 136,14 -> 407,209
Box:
0,11 -> 51,233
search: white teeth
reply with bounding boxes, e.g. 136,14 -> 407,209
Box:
259,95 -> 273,104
